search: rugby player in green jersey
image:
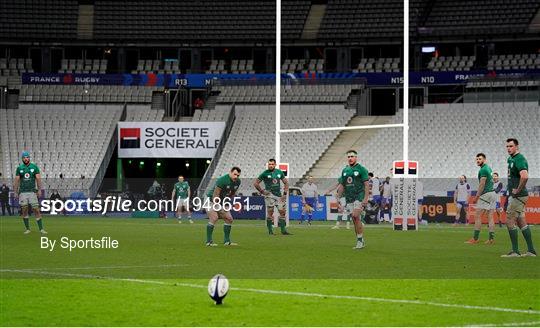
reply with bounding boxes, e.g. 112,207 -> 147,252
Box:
502,138 -> 536,257
13,151 -> 46,234
254,159 -> 291,235
172,175 -> 193,224
336,150 -> 370,249
205,167 -> 241,246
465,153 -> 497,244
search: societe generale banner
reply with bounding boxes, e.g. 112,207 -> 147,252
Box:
118,122 -> 226,158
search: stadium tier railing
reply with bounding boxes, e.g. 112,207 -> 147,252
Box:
197,103 -> 236,197
89,104 -> 127,198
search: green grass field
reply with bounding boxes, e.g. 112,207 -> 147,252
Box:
1,216 -> 539,326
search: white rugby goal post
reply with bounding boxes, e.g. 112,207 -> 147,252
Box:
275,0 -> 417,230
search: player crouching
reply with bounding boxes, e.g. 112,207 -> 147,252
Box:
205,167 -> 242,246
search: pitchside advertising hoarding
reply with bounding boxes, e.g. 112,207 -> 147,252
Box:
117,122 -> 225,158
288,195 -> 327,221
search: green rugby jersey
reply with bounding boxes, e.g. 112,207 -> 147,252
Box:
174,181 -> 190,198
257,169 -> 286,197
15,162 -> 40,193
507,153 -> 528,197
477,163 -> 494,195
338,163 -> 369,203
207,174 -> 241,199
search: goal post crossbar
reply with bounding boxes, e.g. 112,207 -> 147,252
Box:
278,123 -> 405,134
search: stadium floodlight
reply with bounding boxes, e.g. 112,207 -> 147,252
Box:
275,0 -> 410,164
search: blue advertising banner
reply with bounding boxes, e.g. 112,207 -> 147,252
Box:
22,70 -> 540,88
230,196 -> 266,219
288,195 -> 327,221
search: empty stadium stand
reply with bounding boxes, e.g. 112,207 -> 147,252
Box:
313,102 -> 539,192
427,56 -> 475,72
206,60 -> 255,74
282,0 -> 311,40
58,59 -> 108,74
487,54 -> 540,70
192,104 -> 232,122
423,0 -> 540,37
93,0 -> 275,41
0,104 -> 124,195
125,104 -> 164,122
282,59 -> 325,74
214,83 -> 361,103
0,0 -> 78,40
0,58 -> 34,77
318,0 -> 424,40
18,85 -> 162,103
131,59 -> 181,74
353,57 -> 400,73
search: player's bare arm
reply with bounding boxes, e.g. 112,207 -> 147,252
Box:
253,178 -> 268,195
362,180 -> 369,205
13,175 -> 20,196
513,170 -> 528,196
35,173 -> 42,198
213,186 -> 222,200
325,183 -> 340,195
336,183 -> 344,199
281,177 -> 289,201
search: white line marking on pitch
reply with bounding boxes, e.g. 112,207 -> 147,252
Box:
465,320 -> 540,327
1,269 -> 539,315
9,264 -> 189,271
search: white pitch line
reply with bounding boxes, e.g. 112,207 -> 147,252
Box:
465,320 -> 540,327
1,269 -> 539,315
7,264 -> 189,271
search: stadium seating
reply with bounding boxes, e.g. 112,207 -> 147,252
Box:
282,59 -> 325,74
321,102 -> 539,192
58,59 -> 108,74
214,84 -> 360,103
131,59 -> 181,74
487,54 -> 540,70
206,59 -> 255,74
0,58 -> 34,76
125,104 -> 164,122
93,0 -> 275,41
423,0 -> 540,37
282,0 -> 311,40
18,85 -> 161,103
211,104 -> 355,194
192,105 -> 232,122
318,0 -> 424,40
353,58 -> 400,73
0,0 -> 78,40
0,104 -> 124,194
427,56 -> 475,71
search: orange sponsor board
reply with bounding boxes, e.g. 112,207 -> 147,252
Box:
467,196 -> 540,224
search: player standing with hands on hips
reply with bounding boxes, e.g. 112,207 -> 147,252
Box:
336,150 -> 370,249
14,151 -> 46,234
254,159 -> 291,235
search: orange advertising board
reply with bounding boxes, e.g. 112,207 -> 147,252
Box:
467,196 -> 540,224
